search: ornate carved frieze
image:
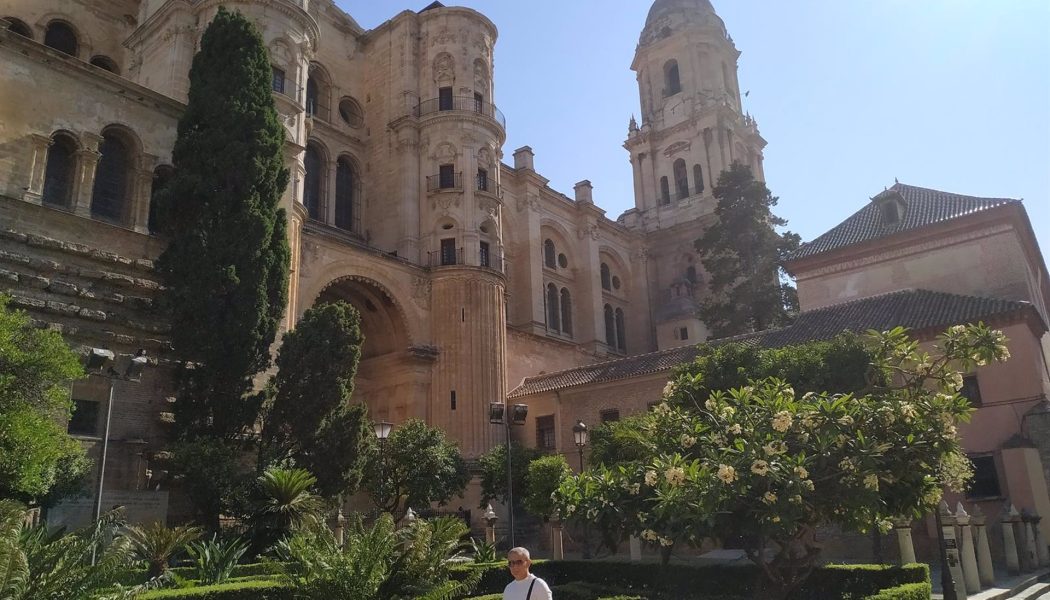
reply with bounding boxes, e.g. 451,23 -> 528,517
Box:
411,276 -> 432,309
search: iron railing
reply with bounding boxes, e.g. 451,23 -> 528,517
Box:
476,174 -> 501,197
426,247 -> 504,272
414,96 -> 506,129
427,171 -> 462,192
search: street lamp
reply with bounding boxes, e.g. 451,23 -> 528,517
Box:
489,401 -> 528,547
404,507 -> 417,526
373,421 -> 393,515
572,420 -> 588,472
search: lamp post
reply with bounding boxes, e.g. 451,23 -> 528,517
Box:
374,421 -> 393,515
489,401 -> 528,548
84,348 -> 148,564
572,420 -> 588,472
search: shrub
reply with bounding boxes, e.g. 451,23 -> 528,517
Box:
136,579 -> 290,599
862,581 -> 932,600
187,536 -> 249,585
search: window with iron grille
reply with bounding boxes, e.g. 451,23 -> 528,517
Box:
479,241 -> 490,268
536,415 -> 556,451
966,455 -> 1001,498
272,66 -> 285,93
476,168 -> 488,192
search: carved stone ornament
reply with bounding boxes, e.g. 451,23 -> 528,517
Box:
411,276 -> 432,309
576,224 -> 600,241
433,52 -> 455,83
663,141 -> 692,157
515,193 -> 539,213
433,28 -> 456,46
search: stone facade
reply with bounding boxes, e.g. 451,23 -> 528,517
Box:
0,0 -> 754,515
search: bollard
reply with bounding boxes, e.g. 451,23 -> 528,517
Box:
893,518 -> 916,564
1002,503 -> 1021,575
941,502 -> 969,600
629,535 -> 642,561
1032,513 -> 1050,567
1022,510 -> 1039,571
956,503 -> 981,593
971,504 -> 996,587
551,521 -> 564,560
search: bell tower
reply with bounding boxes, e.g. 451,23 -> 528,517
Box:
622,0 -> 767,348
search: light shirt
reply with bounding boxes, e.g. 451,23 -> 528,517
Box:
503,573 -> 553,600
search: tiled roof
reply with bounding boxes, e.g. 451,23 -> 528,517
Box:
508,289 -> 1036,398
790,183 -> 1019,260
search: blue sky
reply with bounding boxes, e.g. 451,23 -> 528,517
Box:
336,1 -> 1050,258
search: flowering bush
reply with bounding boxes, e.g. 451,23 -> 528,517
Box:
553,324 -> 1010,599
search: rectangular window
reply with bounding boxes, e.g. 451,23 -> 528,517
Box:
960,375 -> 982,406
536,415 -> 556,451
479,241 -> 490,268
966,455 -> 1002,498
440,238 -> 457,266
473,91 -> 484,113
271,66 -> 285,94
68,399 -> 100,436
476,168 -> 488,192
438,86 -> 453,111
679,327 -> 689,341
439,164 -> 456,189
600,409 -> 620,423
450,390 -> 457,411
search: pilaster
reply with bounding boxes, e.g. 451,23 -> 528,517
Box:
73,132 -> 104,218
23,133 -> 52,204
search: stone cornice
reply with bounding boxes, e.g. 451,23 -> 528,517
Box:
417,111 -> 506,146
1,31 -> 185,118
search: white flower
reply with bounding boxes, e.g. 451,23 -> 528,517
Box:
793,465 -> 809,479
772,411 -> 793,432
641,529 -> 658,541
948,372 -> 964,391
662,380 -> 677,398
705,398 -> 718,411
899,403 -> 918,421
717,464 -> 737,484
751,460 -> 770,476
878,519 -> 893,534
728,423 -> 743,435
659,536 -> 674,547
763,441 -> 786,456
644,470 -> 658,486
838,458 -> 856,473
950,325 -> 967,335
790,494 -> 803,504
863,474 -> 879,491
653,402 -> 671,415
771,515 -> 781,523
628,483 -> 641,495
681,434 -> 697,449
720,406 -> 736,420
838,415 -> 854,427
802,479 -> 815,491
762,491 -> 777,504
665,467 -> 686,487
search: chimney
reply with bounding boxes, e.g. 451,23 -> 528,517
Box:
574,180 -> 593,204
513,146 -> 534,171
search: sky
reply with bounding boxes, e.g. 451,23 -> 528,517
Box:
335,0 -> 1050,258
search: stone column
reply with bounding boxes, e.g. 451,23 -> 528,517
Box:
1002,503 -> 1021,575
956,503 -> 981,593
971,504 -> 996,587
1033,513 -> 1050,567
23,133 -> 52,203
131,155 -> 157,233
1022,510 -> 1039,571
893,518 -> 916,564
940,503 -> 968,600
73,133 -> 104,217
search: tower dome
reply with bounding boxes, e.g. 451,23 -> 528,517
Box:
645,0 -> 716,25
641,0 -> 725,45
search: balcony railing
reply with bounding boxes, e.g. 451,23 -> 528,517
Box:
414,96 -> 506,129
475,175 -> 501,197
427,172 -> 462,192
426,247 -> 505,273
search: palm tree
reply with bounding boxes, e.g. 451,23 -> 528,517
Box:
124,522 -> 202,578
249,467 -> 323,553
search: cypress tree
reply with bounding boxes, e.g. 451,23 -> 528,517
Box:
155,7 -> 289,525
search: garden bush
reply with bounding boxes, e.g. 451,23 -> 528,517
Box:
136,578 -> 290,599
862,582 -> 932,600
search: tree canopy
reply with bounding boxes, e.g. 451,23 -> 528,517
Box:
477,442 -> 542,509
695,163 -> 800,338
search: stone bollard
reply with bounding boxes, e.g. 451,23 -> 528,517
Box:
893,517 -> 916,564
1032,513 -> 1050,567
629,535 -> 642,562
484,504 -> 498,545
941,502 -> 969,600
971,504 -> 996,587
1001,503 -> 1021,575
551,520 -> 565,560
1022,510 -> 1039,571
956,503 -> 981,593
333,505 -> 346,547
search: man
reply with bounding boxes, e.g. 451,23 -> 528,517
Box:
503,547 -> 552,600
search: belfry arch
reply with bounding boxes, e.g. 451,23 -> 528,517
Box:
311,275 -> 431,425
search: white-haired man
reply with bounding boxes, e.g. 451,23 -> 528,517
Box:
503,547 -> 552,600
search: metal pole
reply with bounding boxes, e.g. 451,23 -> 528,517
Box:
506,419 -> 515,548
577,447 -> 585,472
91,377 -> 115,565
936,503 -> 959,600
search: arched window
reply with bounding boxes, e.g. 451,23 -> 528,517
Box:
303,143 -> 323,220
149,165 -> 174,234
90,56 -> 118,74
305,77 -> 318,116
543,239 -> 556,269
546,283 -> 560,332
90,132 -> 131,222
305,64 -> 331,120
560,288 -> 573,337
673,159 -> 689,199
663,59 -> 681,96
4,18 -> 32,38
659,176 -> 670,205
44,21 -> 77,56
693,164 -> 704,194
42,133 -> 77,208
615,308 -> 627,352
335,157 -> 355,231
604,304 -> 615,347
600,262 -> 611,291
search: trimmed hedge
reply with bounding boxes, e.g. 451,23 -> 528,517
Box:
136,579 -> 290,599
863,582 -> 932,600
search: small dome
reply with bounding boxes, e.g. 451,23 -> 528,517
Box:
640,0 -> 724,45
645,0 -> 717,26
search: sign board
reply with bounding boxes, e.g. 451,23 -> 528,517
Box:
48,491 -> 168,529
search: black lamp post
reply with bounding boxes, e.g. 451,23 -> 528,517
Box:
572,420 -> 588,472
374,421 -> 393,514
489,401 -> 528,547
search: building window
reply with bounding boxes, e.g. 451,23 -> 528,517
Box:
44,21 -> 77,56
966,455 -> 1001,499
543,239 -> 556,269
881,201 -> 900,225
686,265 -> 698,285
476,168 -> 488,192
438,86 -> 453,111
604,304 -> 615,347
271,66 -> 285,94
600,263 -> 611,291
693,164 -> 704,194
479,241 -> 490,268
536,415 -> 556,451
149,165 -> 174,235
612,275 -> 621,290
338,97 -> 364,128
306,76 -> 319,116
439,164 -> 456,189
42,133 -> 77,208
557,253 -> 568,269
450,390 -> 457,411
4,18 -> 32,38
663,59 -> 681,96
303,144 -> 323,220
960,375 -> 982,407
440,237 -> 457,266
335,158 -> 355,231
90,56 -> 118,73
674,159 -> 689,200
560,288 -> 573,337
600,409 -> 620,423
68,399 -> 100,436
615,308 -> 626,352
679,327 -> 689,341
91,132 -> 131,223
659,176 -> 670,205
546,283 -> 560,332
473,91 -> 484,112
